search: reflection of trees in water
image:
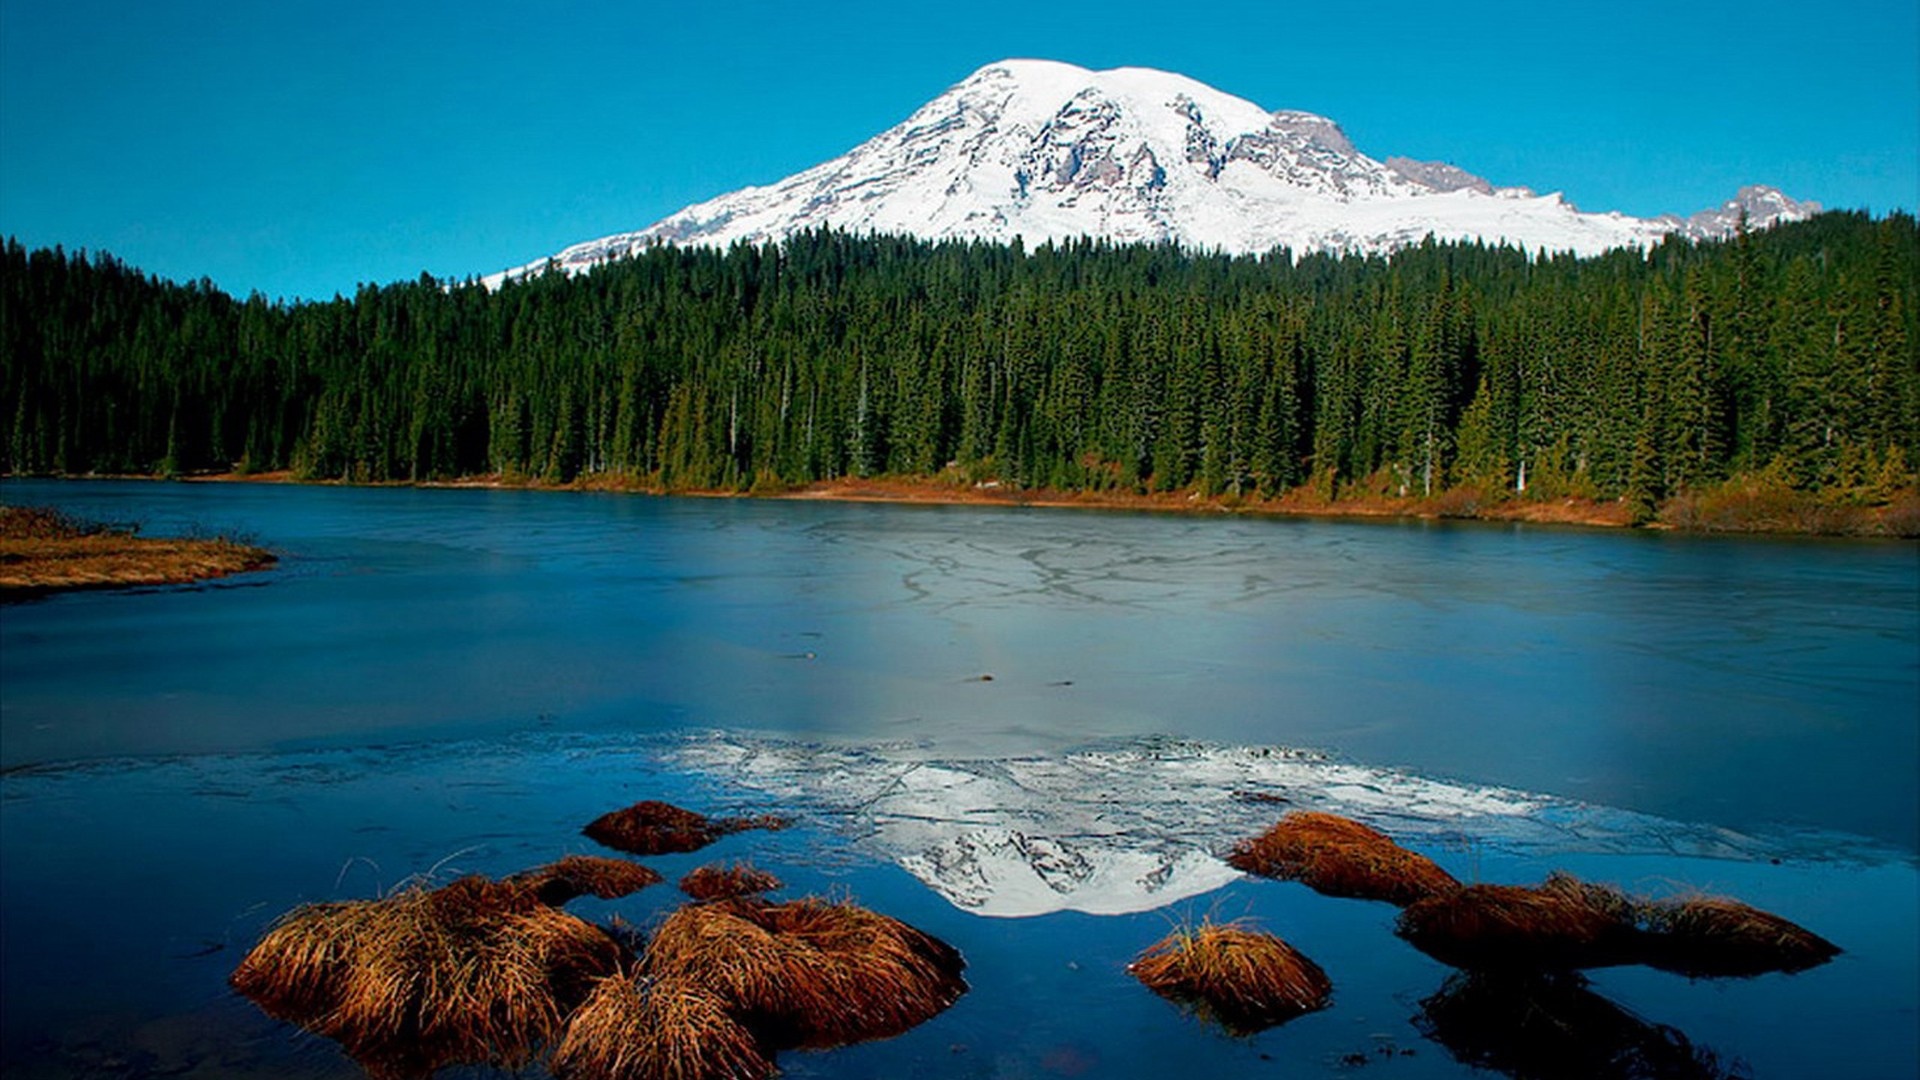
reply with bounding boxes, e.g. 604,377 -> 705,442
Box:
1415,970 -> 1752,1080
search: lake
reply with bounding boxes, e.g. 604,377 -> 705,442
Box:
2,478 -> 1915,1078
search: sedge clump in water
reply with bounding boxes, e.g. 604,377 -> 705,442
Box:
642,896 -> 967,1049
1226,811 -> 1460,906
679,862 -> 784,902
229,875 -> 626,1078
509,854 -> 664,907
1395,879 -> 1644,971
1128,920 -> 1332,1035
551,972 -> 775,1080
1638,895 -> 1840,978
583,800 -> 790,856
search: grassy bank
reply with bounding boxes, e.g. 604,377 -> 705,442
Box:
0,504 -> 276,597
16,469 -> 1919,538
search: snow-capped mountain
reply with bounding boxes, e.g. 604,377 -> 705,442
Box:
489,59 -> 1819,284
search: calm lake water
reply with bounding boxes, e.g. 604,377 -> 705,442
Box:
2,479 -> 1916,1078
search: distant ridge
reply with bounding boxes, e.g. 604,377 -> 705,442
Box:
489,59 -> 1818,284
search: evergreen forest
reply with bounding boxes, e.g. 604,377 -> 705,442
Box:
2,212 -> 1914,529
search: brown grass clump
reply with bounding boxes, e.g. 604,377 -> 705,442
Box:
509,855 -> 664,907
1640,896 -> 1839,978
1396,881 -> 1642,971
1128,921 -> 1331,1035
643,897 -> 967,1049
1540,871 -> 1642,926
229,875 -> 626,1079
1225,812 -> 1460,906
585,800 -> 721,854
550,972 -> 774,1080
680,862 -> 784,902
582,801 -> 789,856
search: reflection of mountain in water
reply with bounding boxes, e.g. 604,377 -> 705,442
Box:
661,734 -> 1829,918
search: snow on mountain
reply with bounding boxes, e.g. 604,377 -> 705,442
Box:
659,733 -> 1795,919
487,59 -> 1819,286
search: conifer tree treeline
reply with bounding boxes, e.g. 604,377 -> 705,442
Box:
3,213 -> 1914,508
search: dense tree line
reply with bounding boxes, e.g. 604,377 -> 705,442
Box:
3,213 -> 1914,516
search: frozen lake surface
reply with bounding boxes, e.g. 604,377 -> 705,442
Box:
2,479 -> 1915,1077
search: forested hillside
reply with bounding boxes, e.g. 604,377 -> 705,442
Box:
3,214 -> 1913,528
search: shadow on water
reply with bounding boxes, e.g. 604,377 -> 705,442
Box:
1415,970 -> 1751,1080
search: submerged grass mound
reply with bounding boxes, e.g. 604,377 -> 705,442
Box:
643,897 -> 967,1049
680,862 -> 784,902
1128,921 -> 1331,1036
585,800 -> 721,854
583,800 -> 791,856
551,973 -> 774,1080
509,855 -> 664,907
1416,970 -> 1748,1080
1396,880 -> 1642,971
229,875 -> 626,1079
1640,896 -> 1840,978
1226,811 -> 1460,906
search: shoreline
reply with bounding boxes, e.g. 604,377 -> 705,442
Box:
8,469 -> 1917,538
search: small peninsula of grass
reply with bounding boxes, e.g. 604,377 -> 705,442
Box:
0,504 -> 274,597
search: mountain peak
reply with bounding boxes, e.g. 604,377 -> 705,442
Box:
487,61 -> 1819,285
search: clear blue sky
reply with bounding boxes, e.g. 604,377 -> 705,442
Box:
2,0 -> 1914,302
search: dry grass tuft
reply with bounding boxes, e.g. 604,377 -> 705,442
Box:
643,897 -> 967,1049
229,875 -> 627,1079
550,972 -> 774,1080
1396,880 -> 1642,971
582,801 -> 789,856
1225,812 -> 1460,906
509,855 -> 664,907
679,862 -> 784,902
1640,896 -> 1839,978
1539,871 -> 1643,926
1128,921 -> 1331,1035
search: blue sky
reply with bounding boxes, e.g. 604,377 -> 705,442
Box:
2,0 -> 1914,301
